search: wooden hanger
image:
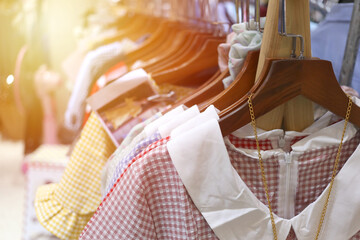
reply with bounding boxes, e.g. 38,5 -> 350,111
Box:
152,1 -> 260,110
254,0 -> 314,131
114,14 -> 152,40
138,29 -> 197,69
124,20 -> 180,66
181,68 -> 228,108
199,50 -> 259,111
160,68 -> 222,115
94,0 -> 224,91
144,0 -> 224,74
177,0 -> 259,112
145,0 -> 226,87
218,57 -> 360,137
113,1 -> 163,40
125,15 -> 164,42
124,0 -> 203,67
142,31 -> 214,72
133,28 -> 200,68
218,0 -> 360,136
147,32 -> 217,73
151,37 -> 225,87
132,0 -> 213,71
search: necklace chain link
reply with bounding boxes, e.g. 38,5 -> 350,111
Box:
247,94 -> 353,240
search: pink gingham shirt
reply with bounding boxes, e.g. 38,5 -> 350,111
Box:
80,119 -> 360,239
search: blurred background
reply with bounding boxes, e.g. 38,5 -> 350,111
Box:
0,0 -> 104,239
0,0 -> 350,239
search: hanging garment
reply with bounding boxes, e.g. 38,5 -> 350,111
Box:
103,131 -> 161,197
80,137 -> 183,240
169,118 -> 360,240
64,39 -> 137,132
222,19 -> 264,88
102,105 -> 218,197
311,3 -> 360,94
82,61 -> 128,127
101,104 -> 186,196
79,106 -> 220,239
217,32 -> 236,72
80,100 -> 360,240
35,113 -> 116,240
100,113 -> 161,195
89,69 -> 194,146
35,70 -> 196,239
102,105 -> 201,196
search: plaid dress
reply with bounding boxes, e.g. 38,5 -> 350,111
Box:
35,113 -> 116,240
80,117 -> 360,239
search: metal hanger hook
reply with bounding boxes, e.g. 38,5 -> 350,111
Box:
241,0 -> 262,32
278,0 -> 305,59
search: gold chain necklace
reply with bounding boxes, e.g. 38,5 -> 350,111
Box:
247,94 -> 353,240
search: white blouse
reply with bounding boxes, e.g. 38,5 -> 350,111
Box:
168,99 -> 360,240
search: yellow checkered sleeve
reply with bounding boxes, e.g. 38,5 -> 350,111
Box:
35,112 -> 116,240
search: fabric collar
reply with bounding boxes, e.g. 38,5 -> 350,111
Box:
171,105 -> 219,138
168,106 -> 360,240
158,105 -> 200,138
144,105 -> 186,137
231,110 -> 334,141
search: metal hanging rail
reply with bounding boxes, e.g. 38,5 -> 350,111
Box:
339,0 -> 360,87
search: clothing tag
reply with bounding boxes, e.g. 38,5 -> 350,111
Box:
87,69 -> 160,146
86,69 -> 156,111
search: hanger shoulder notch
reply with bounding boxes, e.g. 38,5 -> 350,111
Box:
219,58 -> 360,136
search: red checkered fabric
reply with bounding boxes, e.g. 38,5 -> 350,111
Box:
227,146 -> 280,212
80,137 -> 218,239
228,134 -> 273,150
296,131 -> 360,215
228,134 -> 306,153
81,131 -> 360,240
286,228 -> 297,240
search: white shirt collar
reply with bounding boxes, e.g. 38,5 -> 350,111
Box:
158,105 -> 200,138
230,109 -> 335,142
144,105 -> 186,137
167,111 -> 360,240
